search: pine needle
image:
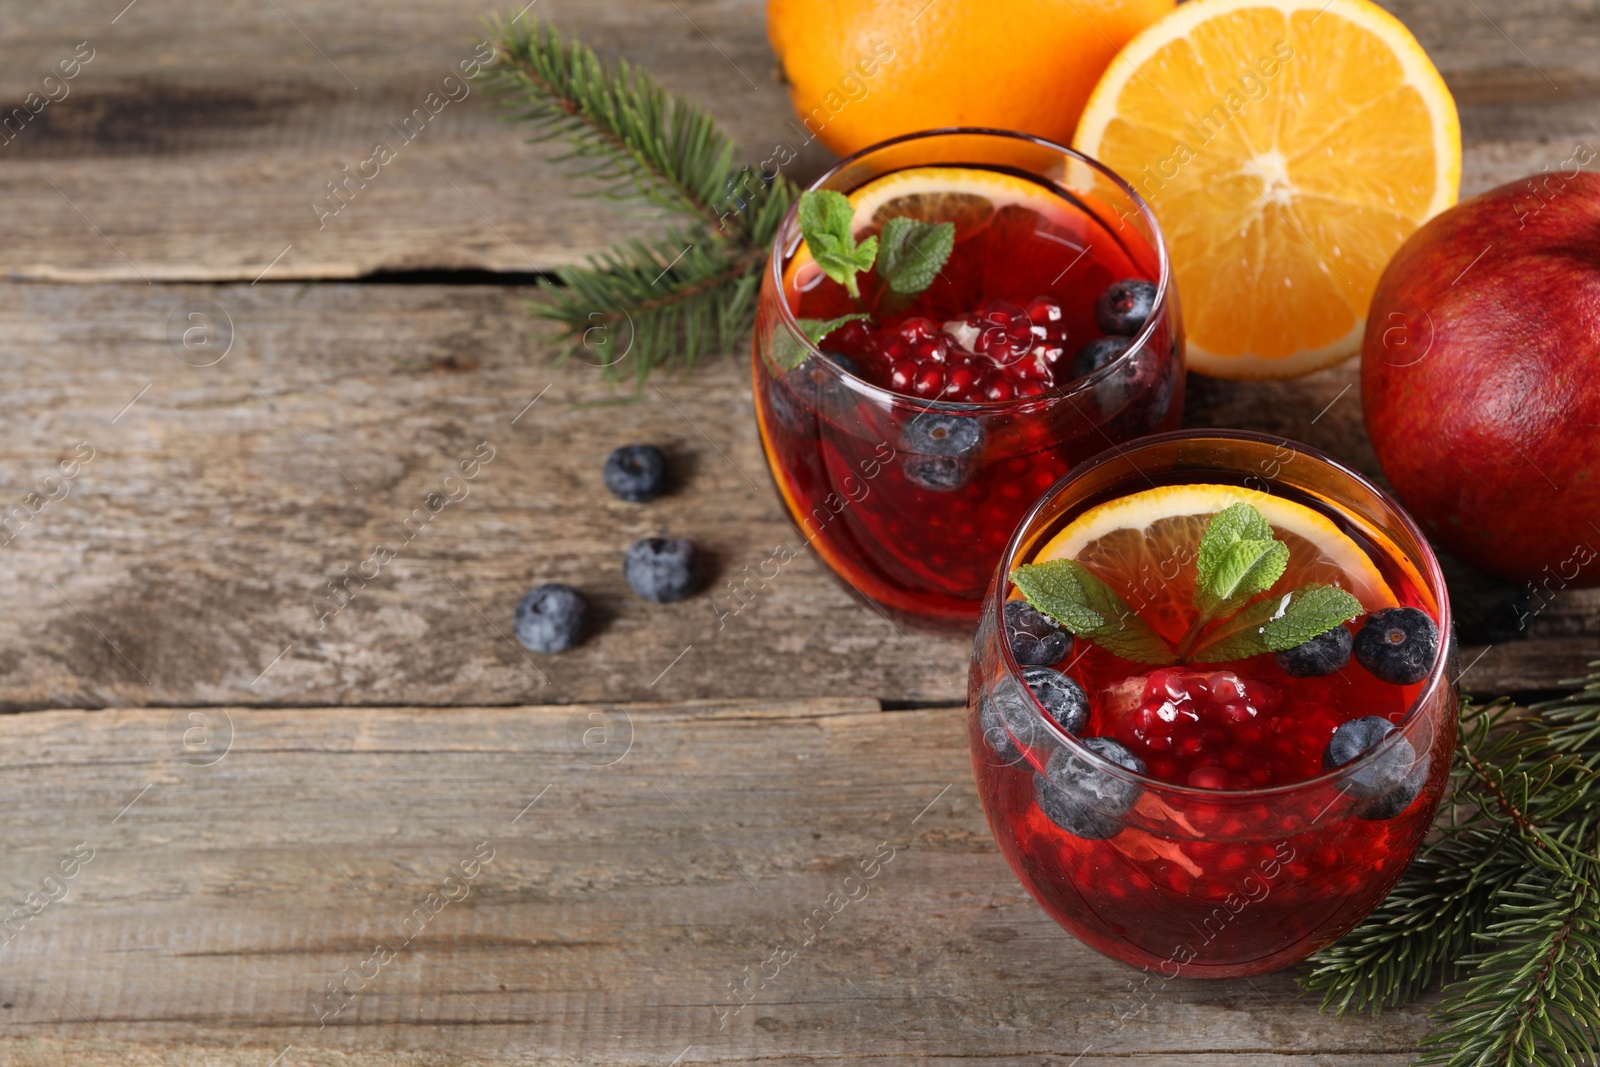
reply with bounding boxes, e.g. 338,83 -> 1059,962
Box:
482,13 -> 797,384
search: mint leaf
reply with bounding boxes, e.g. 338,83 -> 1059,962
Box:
1262,584 -> 1364,651
771,313 -> 873,371
797,190 -> 877,299
1010,559 -> 1176,666
876,217 -> 955,296
1190,583 -> 1363,663
1185,595 -> 1286,663
1201,538 -> 1290,613
1194,502 -> 1286,610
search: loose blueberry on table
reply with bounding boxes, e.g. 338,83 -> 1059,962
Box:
603,444 -> 669,503
513,583 -> 588,654
624,537 -> 701,603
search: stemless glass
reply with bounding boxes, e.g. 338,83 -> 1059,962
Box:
752,128 -> 1184,630
967,430 -> 1457,977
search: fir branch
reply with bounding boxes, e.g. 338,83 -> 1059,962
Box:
485,15 -> 737,235
1418,860 -> 1600,1067
533,228 -> 766,385
1301,827 -> 1521,1016
1304,660 -> 1600,1066
481,13 -> 799,384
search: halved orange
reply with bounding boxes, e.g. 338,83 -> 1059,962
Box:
1072,0 -> 1460,378
1029,484 -> 1399,645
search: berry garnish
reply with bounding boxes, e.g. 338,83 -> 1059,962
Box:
770,350 -> 860,433
603,444 -> 668,503
1323,715 -> 1416,799
1101,668 -> 1280,788
979,663 -> 1089,764
978,694 -> 1030,765
1034,736 -> 1147,839
513,583 -> 587,653
1353,607 -> 1439,684
1358,754 -> 1430,821
1069,336 -> 1130,379
1004,599 -> 1072,666
1094,279 -> 1159,336
1275,625 -> 1354,677
623,537 -> 701,603
898,412 -> 984,491
1021,665 -> 1090,736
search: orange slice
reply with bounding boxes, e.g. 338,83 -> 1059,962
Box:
784,166 -> 1072,290
1072,0 -> 1460,378
1029,484 -> 1398,644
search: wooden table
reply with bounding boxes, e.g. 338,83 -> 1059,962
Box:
0,1 -> 1594,1063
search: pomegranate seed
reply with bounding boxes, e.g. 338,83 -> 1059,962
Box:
983,378 -> 1015,402
944,367 -> 977,397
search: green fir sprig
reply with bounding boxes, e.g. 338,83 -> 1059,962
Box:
1303,664 -> 1600,1066
482,14 -> 798,385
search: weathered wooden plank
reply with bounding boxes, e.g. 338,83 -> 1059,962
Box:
0,700 -> 1434,1063
0,0 -> 1593,281
0,281 -> 1588,709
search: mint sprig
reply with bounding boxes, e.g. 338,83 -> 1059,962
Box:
795,190 -> 953,303
772,313 -> 872,371
797,190 -> 877,299
1009,502 -> 1365,667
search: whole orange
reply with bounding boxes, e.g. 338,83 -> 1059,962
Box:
767,0 -> 1175,158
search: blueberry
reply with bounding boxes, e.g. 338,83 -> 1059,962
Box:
1020,665 -> 1090,736
1275,625 -> 1353,677
1034,737 -> 1148,839
603,444 -> 668,503
1093,279 -> 1159,337
512,583 -> 587,653
1359,753 -> 1431,821
1323,716 -> 1416,799
771,351 -> 858,434
1034,772 -> 1125,840
1069,336 -> 1131,379
977,695 -> 1029,765
980,669 -> 1072,764
899,412 -> 984,492
1005,600 -> 1072,666
1045,737 -> 1147,816
623,537 -> 700,603
1354,607 -> 1439,685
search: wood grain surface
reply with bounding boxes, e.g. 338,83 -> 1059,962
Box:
0,699 -> 1434,1065
0,0 -> 1593,281
0,281 -> 1590,713
1,0 -> 1596,1062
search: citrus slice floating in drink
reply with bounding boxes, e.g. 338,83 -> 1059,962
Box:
784,166 -> 1079,291
1073,0 -> 1460,378
1028,483 -> 1400,644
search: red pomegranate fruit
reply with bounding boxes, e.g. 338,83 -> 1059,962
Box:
1361,166 -> 1600,588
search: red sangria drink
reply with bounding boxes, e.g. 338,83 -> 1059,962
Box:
753,130 -> 1183,628
968,431 -> 1456,977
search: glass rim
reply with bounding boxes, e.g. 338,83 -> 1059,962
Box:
993,427 -> 1455,801
766,126 -> 1175,414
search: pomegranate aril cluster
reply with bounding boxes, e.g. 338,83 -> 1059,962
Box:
1102,668 -> 1285,789
859,296 -> 1071,403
